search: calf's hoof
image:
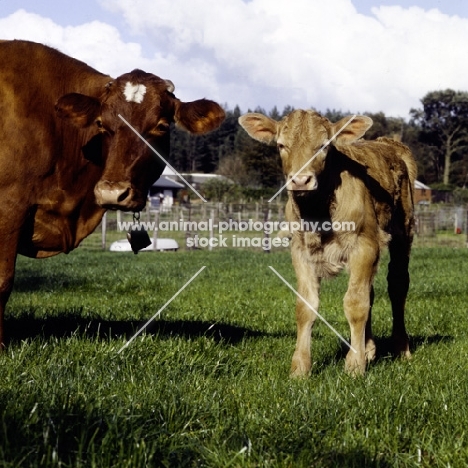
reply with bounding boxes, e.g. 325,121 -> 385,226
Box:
365,338 -> 377,362
392,335 -> 411,360
290,356 -> 311,378
345,351 -> 366,377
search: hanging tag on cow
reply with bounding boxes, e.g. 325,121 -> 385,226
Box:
127,212 -> 152,254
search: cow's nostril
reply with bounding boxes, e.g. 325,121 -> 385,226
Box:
94,181 -> 135,209
117,187 -> 131,203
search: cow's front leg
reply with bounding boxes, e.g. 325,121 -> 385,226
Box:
343,241 -> 379,376
0,241 -> 18,351
290,252 -> 321,377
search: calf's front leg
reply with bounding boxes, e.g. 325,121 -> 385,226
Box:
343,241 -> 379,376
290,252 -> 321,377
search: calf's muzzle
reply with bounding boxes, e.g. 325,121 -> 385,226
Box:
288,174 -> 317,191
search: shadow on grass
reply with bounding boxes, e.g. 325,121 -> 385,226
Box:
4,314 -> 286,346
325,334 -> 455,369
13,273 -> 88,292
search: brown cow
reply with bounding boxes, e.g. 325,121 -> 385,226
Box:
239,110 -> 416,376
0,40 -> 225,347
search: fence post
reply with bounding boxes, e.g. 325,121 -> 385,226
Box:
209,209 -> 214,251
264,208 -> 271,254
466,208 -> 468,247
153,209 -> 159,251
185,203 -> 192,250
101,212 -> 107,250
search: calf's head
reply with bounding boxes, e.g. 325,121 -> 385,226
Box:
55,69 -> 225,211
239,110 -> 372,191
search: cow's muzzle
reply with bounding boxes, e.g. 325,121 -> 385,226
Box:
94,181 -> 143,211
287,173 -> 317,191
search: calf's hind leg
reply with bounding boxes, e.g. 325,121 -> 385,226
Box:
364,286 -> 377,362
387,237 -> 411,358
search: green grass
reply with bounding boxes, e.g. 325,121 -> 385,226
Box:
1,247 -> 468,467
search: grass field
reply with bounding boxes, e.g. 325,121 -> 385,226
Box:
1,246 -> 468,467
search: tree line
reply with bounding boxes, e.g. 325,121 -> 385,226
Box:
167,89 -> 468,198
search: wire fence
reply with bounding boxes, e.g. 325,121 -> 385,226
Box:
78,202 -> 468,251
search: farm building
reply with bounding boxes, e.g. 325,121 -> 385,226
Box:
149,169 -> 185,209
414,180 -> 431,205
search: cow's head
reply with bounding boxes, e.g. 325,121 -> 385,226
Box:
55,69 -> 225,211
239,110 -> 372,191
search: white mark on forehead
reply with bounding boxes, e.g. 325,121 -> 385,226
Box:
123,82 -> 147,104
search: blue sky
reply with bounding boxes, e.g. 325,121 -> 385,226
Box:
354,0 -> 468,16
1,0 -> 468,118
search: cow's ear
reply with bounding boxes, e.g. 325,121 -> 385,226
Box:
55,93 -> 101,128
330,115 -> 373,144
238,113 -> 278,145
174,99 -> 225,134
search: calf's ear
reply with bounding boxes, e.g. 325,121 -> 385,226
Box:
331,115 -> 373,144
238,113 -> 278,144
55,93 -> 101,128
175,99 -> 225,134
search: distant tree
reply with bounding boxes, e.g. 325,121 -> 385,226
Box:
202,178 -> 241,202
401,120 -> 432,184
281,105 -> 295,117
169,106 -> 238,174
216,152 -> 257,186
234,120 -> 282,188
323,108 -> 347,122
410,90 -> 468,186
269,106 -> 281,120
363,112 -> 405,141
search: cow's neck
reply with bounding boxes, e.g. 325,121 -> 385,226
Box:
20,128 -> 107,258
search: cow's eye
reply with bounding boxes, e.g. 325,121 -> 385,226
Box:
277,143 -> 285,151
149,121 -> 170,136
156,122 -> 170,132
96,119 -> 104,130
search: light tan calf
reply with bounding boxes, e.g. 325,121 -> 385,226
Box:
239,110 -> 416,376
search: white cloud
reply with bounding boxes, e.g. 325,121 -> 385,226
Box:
0,10 -> 148,75
100,0 -> 468,117
2,2 -> 468,118
0,9 -> 221,103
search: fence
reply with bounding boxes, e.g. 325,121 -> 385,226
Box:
80,201 -> 286,251
413,205 -> 468,247
78,202 -> 468,251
